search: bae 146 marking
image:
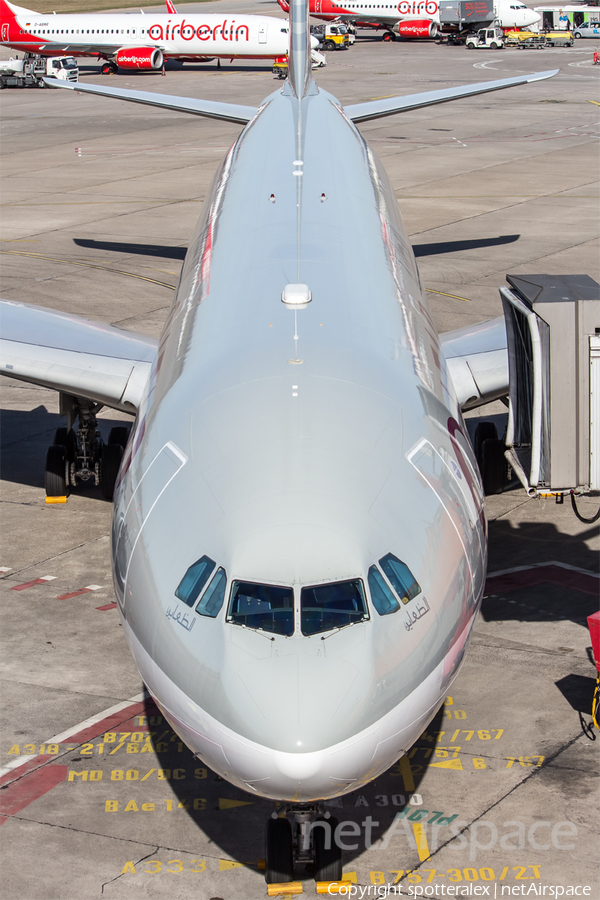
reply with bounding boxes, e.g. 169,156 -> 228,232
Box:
0,0 -> 558,884
0,0 -> 294,72
278,0 -> 540,39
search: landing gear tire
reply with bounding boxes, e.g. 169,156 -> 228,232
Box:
265,817 -> 294,884
473,421 -> 498,470
45,444 -> 69,498
480,438 -> 506,495
101,443 -> 123,501
108,426 -> 130,450
314,816 -> 342,883
54,427 -> 77,462
382,31 -> 396,41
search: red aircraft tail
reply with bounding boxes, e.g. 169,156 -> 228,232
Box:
164,0 -> 177,13
277,0 -> 290,11
0,0 -> 37,44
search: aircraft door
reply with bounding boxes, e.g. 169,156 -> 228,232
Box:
259,24 -> 267,42
112,441 -> 187,614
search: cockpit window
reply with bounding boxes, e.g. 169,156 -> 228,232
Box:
228,581 -> 294,636
301,579 -> 368,636
379,553 -> 421,605
196,567 -> 227,618
368,565 -> 400,616
175,555 -> 216,607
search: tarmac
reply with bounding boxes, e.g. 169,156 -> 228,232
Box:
1,6 -> 599,898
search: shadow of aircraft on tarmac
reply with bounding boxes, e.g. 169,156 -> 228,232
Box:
72,234 -> 521,264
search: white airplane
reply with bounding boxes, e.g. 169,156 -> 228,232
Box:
278,0 -> 540,39
0,0 -> 291,73
0,0 -> 556,884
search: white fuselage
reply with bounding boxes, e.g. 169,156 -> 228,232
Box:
111,80 -> 487,802
1,2 -> 290,60
324,0 -> 540,30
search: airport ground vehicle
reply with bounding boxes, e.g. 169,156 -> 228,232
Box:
535,5 -> 600,31
0,53 -> 77,87
310,22 -> 350,50
573,20 -> 600,38
465,26 -> 505,48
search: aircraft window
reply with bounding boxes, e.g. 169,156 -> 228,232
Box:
368,566 -> 400,616
301,579 -> 368,636
196,567 -> 227,618
175,554 -> 216,607
379,553 -> 421,605
228,581 -> 294,636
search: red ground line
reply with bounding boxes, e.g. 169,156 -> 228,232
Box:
64,700 -> 149,745
485,565 -> 599,598
57,589 -> 92,600
10,578 -> 52,592
0,764 -> 68,825
96,602 -> 118,611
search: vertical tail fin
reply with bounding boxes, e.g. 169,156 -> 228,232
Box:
288,0 -> 312,99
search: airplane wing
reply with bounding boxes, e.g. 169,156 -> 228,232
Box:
343,69 -> 558,122
440,316 -> 508,410
42,78 -> 259,125
0,299 -> 157,413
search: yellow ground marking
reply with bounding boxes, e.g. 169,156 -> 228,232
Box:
588,100 -> 600,106
2,250 -> 175,291
268,882 -> 303,896
398,755 -> 415,792
218,797 -> 254,810
219,859 -> 244,871
427,289 -> 470,302
413,822 -> 431,862
140,768 -> 155,781
431,757 -> 464,770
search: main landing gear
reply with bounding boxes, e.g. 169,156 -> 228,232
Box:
382,30 -> 397,41
265,805 -> 343,885
44,396 -> 130,502
101,61 -> 118,75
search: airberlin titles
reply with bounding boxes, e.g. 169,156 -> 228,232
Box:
146,20 -> 251,42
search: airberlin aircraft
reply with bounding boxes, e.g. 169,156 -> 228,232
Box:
0,0 -> 291,72
1,0 -> 556,885
278,0 -> 540,39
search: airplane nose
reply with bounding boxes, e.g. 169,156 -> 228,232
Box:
224,644 -> 372,755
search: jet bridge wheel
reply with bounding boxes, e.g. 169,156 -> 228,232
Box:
101,443 -> 124,501
314,816 -> 342,883
265,817 -> 294,884
45,444 -> 69,498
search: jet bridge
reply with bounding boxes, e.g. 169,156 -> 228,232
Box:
500,274 -> 600,497
439,0 -> 495,31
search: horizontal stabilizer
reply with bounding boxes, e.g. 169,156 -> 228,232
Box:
0,299 -> 157,413
344,70 -> 558,123
441,316 -> 508,411
42,78 -> 258,125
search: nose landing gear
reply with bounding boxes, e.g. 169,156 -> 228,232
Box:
265,805 -> 342,886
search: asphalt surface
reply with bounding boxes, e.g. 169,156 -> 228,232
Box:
1,7 -> 599,898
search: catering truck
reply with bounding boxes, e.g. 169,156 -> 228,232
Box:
0,54 -> 78,88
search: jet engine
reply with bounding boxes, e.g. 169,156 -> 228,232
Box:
397,19 -> 438,38
115,47 -> 164,69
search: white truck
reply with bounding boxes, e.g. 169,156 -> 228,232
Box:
0,55 -> 78,89
465,26 -> 505,48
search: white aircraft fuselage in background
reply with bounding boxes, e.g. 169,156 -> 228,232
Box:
0,0 -> 290,66
279,0 -> 541,36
